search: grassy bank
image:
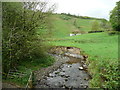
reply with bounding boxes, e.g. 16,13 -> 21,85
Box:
3,55 -> 55,87
49,32 -> 119,88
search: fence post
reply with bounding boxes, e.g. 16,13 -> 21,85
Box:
26,72 -> 33,89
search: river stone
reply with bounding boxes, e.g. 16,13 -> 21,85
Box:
67,65 -> 70,68
83,64 -> 87,69
64,53 -> 84,59
64,75 -> 70,78
59,72 -> 65,77
54,71 -> 60,74
65,78 -> 68,81
78,66 -> 84,70
49,73 -> 55,77
84,77 -> 89,81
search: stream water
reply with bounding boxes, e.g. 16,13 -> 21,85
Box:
35,54 -> 90,89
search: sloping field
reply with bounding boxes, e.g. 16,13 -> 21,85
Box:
50,14 -> 101,38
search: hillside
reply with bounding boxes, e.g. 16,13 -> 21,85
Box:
50,14 -> 106,38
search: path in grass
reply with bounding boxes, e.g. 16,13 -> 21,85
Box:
34,47 -> 91,88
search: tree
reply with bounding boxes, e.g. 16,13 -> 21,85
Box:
100,19 -> 112,31
91,21 -> 100,31
2,2 -> 54,76
110,1 -> 120,31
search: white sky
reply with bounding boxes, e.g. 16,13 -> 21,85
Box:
50,0 -> 119,20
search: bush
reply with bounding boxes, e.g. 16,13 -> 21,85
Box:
110,1 -> 120,31
60,15 -> 71,20
100,61 -> 119,89
108,31 -> 120,35
89,59 -> 119,89
88,30 -> 104,33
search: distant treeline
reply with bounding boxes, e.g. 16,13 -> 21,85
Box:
60,13 -> 106,20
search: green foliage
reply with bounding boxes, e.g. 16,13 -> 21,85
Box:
91,20 -> 100,31
110,1 -> 120,31
108,31 -> 120,35
100,19 -> 111,31
99,61 -> 119,89
60,15 -> 71,20
73,19 -> 78,28
2,2 -> 54,77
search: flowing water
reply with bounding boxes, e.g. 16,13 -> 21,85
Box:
35,54 -> 91,89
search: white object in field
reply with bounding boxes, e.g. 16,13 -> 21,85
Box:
70,33 -> 75,36
70,33 -> 81,36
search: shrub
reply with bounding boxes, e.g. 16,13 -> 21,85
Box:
108,31 -> 120,35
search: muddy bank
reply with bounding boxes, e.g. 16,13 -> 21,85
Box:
49,46 -> 88,71
49,46 -> 81,55
34,46 -> 91,89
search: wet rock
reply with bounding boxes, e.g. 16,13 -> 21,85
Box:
62,70 -> 65,72
67,65 -> 71,68
59,72 -> 65,77
80,84 -> 84,88
84,77 -> 89,81
78,67 -> 84,70
63,85 -> 71,89
64,75 -> 70,78
54,83 -> 59,86
49,73 -> 55,77
81,84 -> 88,88
65,78 -> 68,81
47,77 -> 53,80
83,64 -> 87,69
84,85 -> 88,88
54,71 -> 60,74
81,60 -> 85,63
64,53 -> 84,59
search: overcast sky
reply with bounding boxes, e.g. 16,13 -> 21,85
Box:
50,0 -> 119,20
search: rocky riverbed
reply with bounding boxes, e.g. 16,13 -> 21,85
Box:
34,46 -> 91,89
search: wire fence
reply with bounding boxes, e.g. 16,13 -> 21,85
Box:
2,69 -> 35,89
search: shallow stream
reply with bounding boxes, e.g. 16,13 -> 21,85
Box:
35,54 -> 90,89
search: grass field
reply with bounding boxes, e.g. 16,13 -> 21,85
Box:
49,32 -> 118,88
50,14 -> 102,38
